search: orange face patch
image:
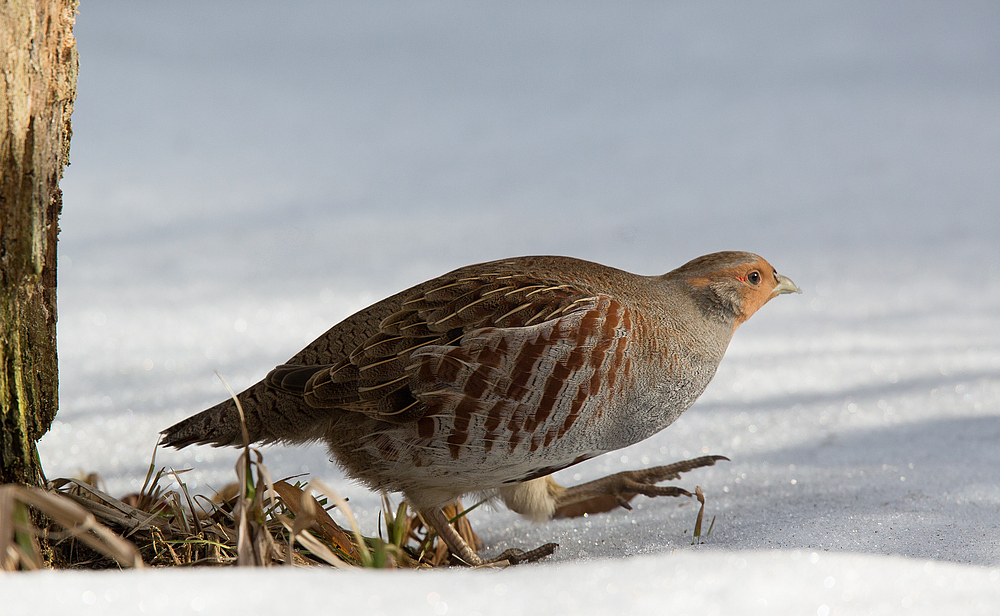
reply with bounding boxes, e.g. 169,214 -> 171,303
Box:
732,258 -> 781,329
683,257 -> 783,330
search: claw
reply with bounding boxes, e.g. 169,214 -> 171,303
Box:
551,455 -> 728,519
484,543 -> 558,566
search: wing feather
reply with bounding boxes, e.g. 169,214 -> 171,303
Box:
265,271 -> 627,432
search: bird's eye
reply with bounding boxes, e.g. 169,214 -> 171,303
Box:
747,271 -> 761,285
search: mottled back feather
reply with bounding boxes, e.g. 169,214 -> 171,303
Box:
273,271 -> 597,425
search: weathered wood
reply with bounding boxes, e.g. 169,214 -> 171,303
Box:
0,0 -> 78,486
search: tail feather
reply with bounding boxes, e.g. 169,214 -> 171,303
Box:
160,380 -> 337,449
159,395 -> 252,449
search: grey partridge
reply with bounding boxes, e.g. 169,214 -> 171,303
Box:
161,252 -> 800,564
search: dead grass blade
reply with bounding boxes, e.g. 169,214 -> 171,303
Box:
216,370 -> 280,567
0,484 -> 143,571
271,480 -> 360,561
691,485 -> 707,545
274,504 -> 351,569
0,491 -> 42,571
50,478 -> 172,537
307,479 -> 374,567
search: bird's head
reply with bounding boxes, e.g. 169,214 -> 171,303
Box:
668,251 -> 801,329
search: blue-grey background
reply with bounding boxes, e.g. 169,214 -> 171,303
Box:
33,2 -> 1000,606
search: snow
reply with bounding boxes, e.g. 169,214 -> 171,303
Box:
7,552 -> 1000,615
7,1 -> 1000,613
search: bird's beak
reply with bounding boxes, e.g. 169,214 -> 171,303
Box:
772,274 -> 801,296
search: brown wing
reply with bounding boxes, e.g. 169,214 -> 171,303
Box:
268,272 -> 603,423
408,295 -> 632,460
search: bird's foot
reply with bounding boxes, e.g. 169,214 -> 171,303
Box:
479,543 -> 558,567
418,505 -> 485,566
422,505 -> 558,567
552,454 -> 729,518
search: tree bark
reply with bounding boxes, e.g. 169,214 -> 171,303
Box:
0,0 -> 78,486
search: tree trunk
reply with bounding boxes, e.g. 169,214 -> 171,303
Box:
0,0 -> 78,486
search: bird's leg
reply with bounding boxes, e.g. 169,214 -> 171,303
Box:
419,504 -> 558,567
419,506 -> 483,566
551,455 -> 728,519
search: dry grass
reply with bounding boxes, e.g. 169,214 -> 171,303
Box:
0,444 -> 486,571
0,481 -> 144,570
689,485 -> 716,545
0,374 -> 484,571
